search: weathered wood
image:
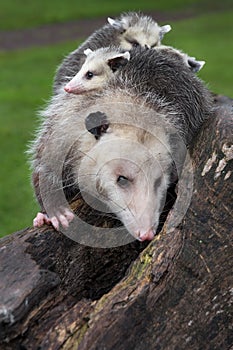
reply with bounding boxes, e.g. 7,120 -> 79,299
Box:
0,227 -> 148,349
0,94 -> 232,350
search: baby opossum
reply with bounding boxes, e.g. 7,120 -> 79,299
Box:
53,11 -> 171,92
157,45 -> 205,73
30,47 -> 212,241
64,45 -> 205,95
64,47 -> 130,94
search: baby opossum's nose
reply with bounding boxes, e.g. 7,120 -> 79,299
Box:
138,228 -> 155,241
64,82 -> 83,94
64,84 -> 72,93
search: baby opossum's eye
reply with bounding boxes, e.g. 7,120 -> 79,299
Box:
85,71 -> 94,79
131,41 -> 139,48
117,175 -> 130,188
151,42 -> 158,48
127,39 -> 139,48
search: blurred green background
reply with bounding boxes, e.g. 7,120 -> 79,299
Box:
0,0 -> 233,237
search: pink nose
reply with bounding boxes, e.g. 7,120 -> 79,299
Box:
139,228 -> 155,241
64,84 -> 72,92
64,84 -> 82,94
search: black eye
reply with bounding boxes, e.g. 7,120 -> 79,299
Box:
127,38 -> 140,48
132,41 -> 139,48
154,177 -> 162,192
117,175 -> 130,188
85,71 -> 94,79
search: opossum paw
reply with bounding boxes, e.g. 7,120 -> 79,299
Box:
33,209 -> 75,231
33,212 -> 52,228
50,208 -> 75,231
50,216 -> 60,231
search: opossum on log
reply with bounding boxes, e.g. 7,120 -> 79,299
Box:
29,46 -> 212,245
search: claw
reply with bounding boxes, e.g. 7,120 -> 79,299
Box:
64,208 -> 75,221
58,214 -> 69,228
50,216 -> 60,231
33,208 -> 75,231
33,212 -> 51,228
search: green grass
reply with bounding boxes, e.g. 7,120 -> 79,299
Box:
0,42 -> 79,237
0,10 -> 232,237
0,0 -> 232,30
166,11 -> 233,96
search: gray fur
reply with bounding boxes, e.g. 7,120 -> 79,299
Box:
53,12 -> 171,92
156,45 -> 205,73
29,46 -> 213,235
108,46 -> 212,144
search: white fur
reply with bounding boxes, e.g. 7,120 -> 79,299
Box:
159,24 -> 171,37
64,48 -> 130,94
119,18 -> 171,49
107,13 -> 171,50
107,17 -> 122,29
31,90 -> 174,240
119,25 -> 160,50
78,123 -> 171,240
84,48 -> 93,56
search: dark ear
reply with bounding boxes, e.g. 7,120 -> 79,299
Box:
187,57 -> 205,73
85,111 -> 109,140
107,52 -> 130,72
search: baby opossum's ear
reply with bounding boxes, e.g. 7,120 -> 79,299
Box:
187,57 -> 205,73
107,17 -> 122,29
159,24 -> 172,40
85,111 -> 109,140
84,48 -> 93,56
107,52 -> 130,72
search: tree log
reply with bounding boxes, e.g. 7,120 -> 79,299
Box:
0,94 -> 232,350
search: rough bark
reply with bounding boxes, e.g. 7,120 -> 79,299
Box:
0,94 -> 232,350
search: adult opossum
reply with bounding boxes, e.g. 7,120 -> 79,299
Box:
53,11 -> 171,92
29,47 -> 212,242
64,45 -> 205,94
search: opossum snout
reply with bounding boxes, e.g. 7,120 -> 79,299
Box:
64,84 -> 73,93
137,228 -> 155,241
64,83 -> 84,94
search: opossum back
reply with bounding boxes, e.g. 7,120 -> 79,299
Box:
53,24 -> 121,92
110,47 -> 213,143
